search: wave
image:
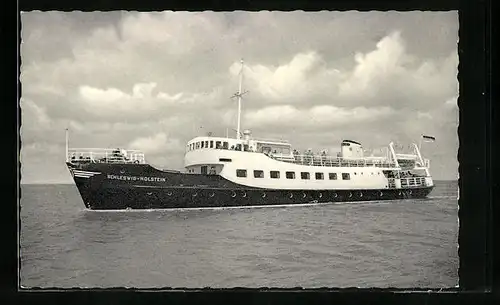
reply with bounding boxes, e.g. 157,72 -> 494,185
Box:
427,196 -> 458,199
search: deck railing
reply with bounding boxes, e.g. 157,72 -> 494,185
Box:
387,177 -> 426,189
272,154 -> 397,168
253,137 -> 290,144
400,177 -> 427,188
67,148 -> 146,164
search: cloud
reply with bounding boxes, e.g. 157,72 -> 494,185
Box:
231,52 -> 335,100
417,111 -> 433,120
339,31 -> 409,98
77,82 -> 222,120
241,105 -> 395,129
19,11 -> 459,182
128,132 -> 182,155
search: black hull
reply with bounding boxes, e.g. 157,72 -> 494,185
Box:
67,162 -> 434,210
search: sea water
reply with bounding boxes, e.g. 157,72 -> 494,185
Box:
19,181 -> 458,288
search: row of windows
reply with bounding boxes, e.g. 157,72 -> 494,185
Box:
188,140 -> 229,151
235,170 -> 368,180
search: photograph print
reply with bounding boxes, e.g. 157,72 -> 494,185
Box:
20,10 -> 459,288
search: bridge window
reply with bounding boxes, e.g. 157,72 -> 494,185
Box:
223,142 -> 229,149
254,170 -> 264,178
286,171 -> 295,179
210,141 -> 214,148
329,173 -> 337,180
236,169 -> 247,178
301,172 -> 310,180
315,173 -> 324,180
342,173 -> 350,180
270,171 -> 280,179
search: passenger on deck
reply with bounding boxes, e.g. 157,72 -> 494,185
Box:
209,166 -> 216,175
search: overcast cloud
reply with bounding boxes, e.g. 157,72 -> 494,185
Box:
20,11 -> 458,183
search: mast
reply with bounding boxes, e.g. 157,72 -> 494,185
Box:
65,128 -> 69,162
230,58 -> 248,140
236,59 -> 244,140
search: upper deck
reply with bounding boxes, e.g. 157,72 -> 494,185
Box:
184,134 -> 429,170
67,148 -> 146,164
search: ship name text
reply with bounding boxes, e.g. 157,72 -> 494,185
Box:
107,174 -> 166,182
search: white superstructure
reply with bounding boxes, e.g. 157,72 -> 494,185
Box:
182,59 -> 433,191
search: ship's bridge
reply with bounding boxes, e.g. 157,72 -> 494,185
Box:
184,130 -> 292,175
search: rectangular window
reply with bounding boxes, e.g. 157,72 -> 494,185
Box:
342,173 -> 350,180
223,142 -> 229,149
205,141 -> 209,148
219,158 -> 232,162
270,171 -> 280,179
216,141 -> 221,148
286,171 -> 295,179
315,172 -> 324,180
329,173 -> 337,180
236,169 -> 247,177
301,172 -> 310,180
254,170 -> 264,178
201,141 -> 205,148
210,141 -> 214,148
201,166 -> 207,175
196,142 -> 200,149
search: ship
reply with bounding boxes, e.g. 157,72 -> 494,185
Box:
66,60 -> 435,210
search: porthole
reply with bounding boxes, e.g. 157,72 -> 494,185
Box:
302,193 -> 306,198
231,191 -> 236,198
359,192 -> 363,197
334,193 -> 338,198
242,192 -> 247,198
192,193 -> 197,197
262,193 -> 266,198
167,191 -> 173,196
290,193 -> 293,198
209,193 -> 215,198
409,190 -> 412,195
319,193 -> 323,198
379,191 -> 383,197
398,191 -> 402,196
348,192 -> 353,198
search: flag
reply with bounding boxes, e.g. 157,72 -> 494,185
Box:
422,135 -> 435,142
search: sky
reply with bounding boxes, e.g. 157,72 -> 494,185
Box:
20,11 -> 459,184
